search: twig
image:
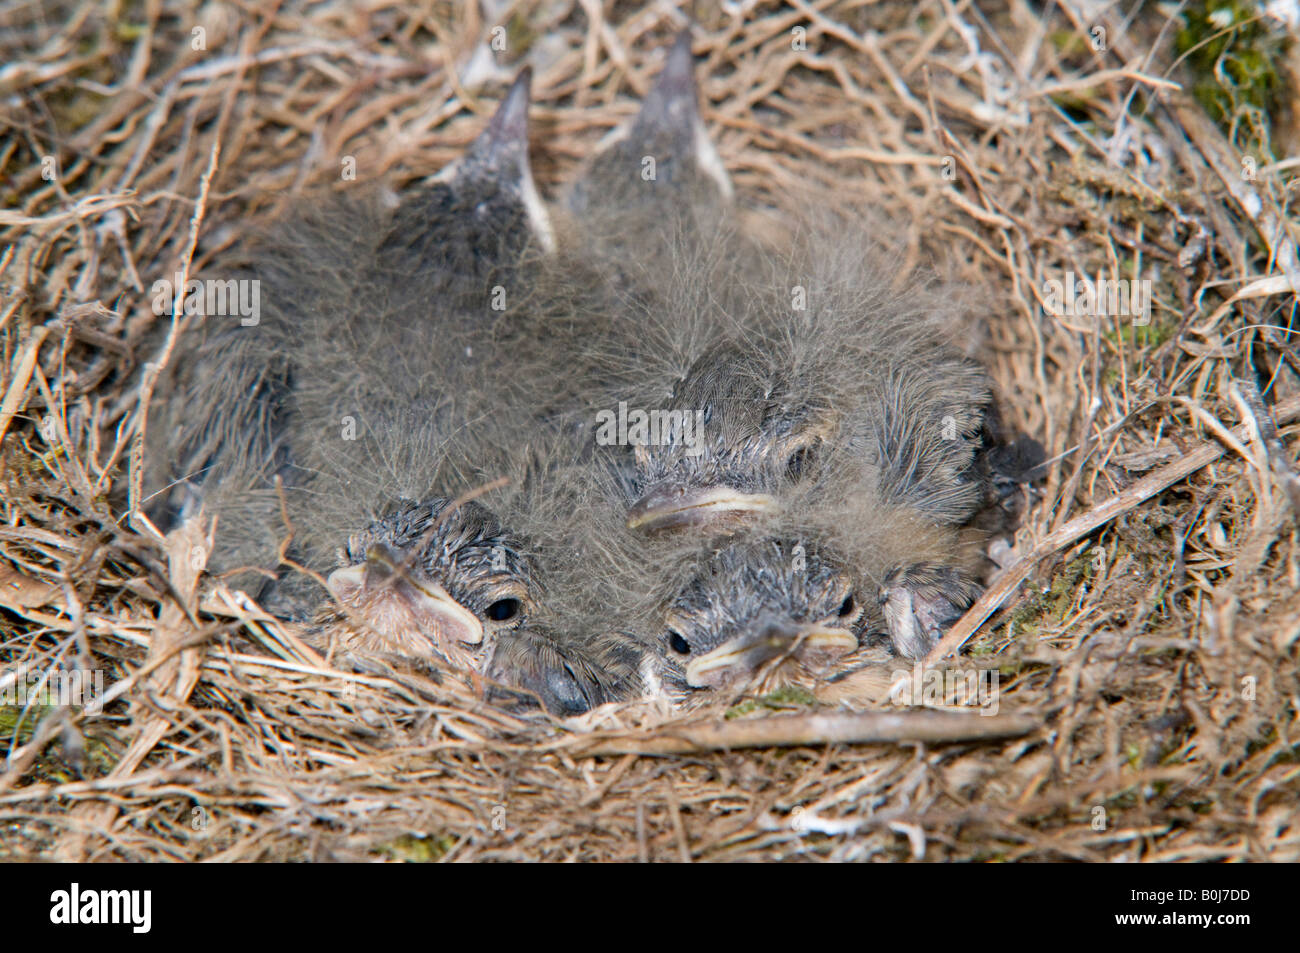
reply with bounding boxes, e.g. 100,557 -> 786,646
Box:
123,134 -> 221,523
569,709 -> 1037,757
1028,68 -> 1181,100
1228,379 -> 1300,514
921,392 -> 1300,667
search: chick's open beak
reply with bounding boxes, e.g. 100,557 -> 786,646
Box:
684,621 -> 857,688
327,547 -> 484,649
627,484 -> 775,532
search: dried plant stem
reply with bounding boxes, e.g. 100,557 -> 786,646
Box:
923,393 -> 1300,667
571,709 -> 1037,756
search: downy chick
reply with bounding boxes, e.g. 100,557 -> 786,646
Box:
319,483 -> 643,716
152,71 -> 624,712
561,32 -> 1000,661
644,504 -> 985,701
589,238 -> 994,660
316,497 -> 534,673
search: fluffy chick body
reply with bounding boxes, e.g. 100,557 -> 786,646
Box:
151,72 -> 631,713
572,223 -> 994,665
554,32 -> 999,676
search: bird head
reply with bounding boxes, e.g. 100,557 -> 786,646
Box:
653,539 -> 863,694
324,498 -> 536,672
622,344 -> 837,534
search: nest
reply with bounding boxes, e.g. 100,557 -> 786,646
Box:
1,0 -> 1297,861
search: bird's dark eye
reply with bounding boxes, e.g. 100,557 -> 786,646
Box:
486,598 -> 522,622
838,594 -> 856,617
786,446 -> 815,480
668,630 -> 691,654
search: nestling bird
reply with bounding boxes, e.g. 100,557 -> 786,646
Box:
314,497 -> 535,673
558,31 -> 1006,665
578,229 -> 996,661
638,477 -> 992,699
316,487 -> 643,716
638,482 -> 991,700
151,70 -> 633,714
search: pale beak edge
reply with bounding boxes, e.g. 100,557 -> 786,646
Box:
684,625 -> 857,688
327,564 -> 485,647
627,486 -> 775,532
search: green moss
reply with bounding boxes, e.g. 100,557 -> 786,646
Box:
1125,743 -> 1142,769
375,832 -> 457,862
113,22 -> 147,42
1175,0 -> 1288,158
1050,28 -> 1089,56
504,13 -> 536,59
1006,551 -> 1096,636
0,703 -> 45,746
0,703 -> 116,782
725,685 -> 817,719
1107,313 -> 1175,350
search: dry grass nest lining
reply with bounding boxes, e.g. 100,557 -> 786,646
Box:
1,0 -> 1298,862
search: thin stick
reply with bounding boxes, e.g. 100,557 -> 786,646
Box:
570,709 -> 1037,757
124,135 -> 221,522
921,392 -> 1300,668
